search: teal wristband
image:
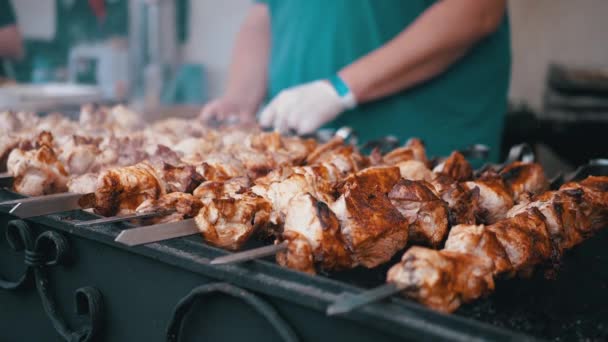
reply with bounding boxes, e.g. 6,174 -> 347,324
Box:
328,75 -> 357,109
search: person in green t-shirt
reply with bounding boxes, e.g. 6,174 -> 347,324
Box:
0,0 -> 23,79
201,0 -> 510,161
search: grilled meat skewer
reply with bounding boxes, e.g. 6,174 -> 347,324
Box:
386,176 -> 608,313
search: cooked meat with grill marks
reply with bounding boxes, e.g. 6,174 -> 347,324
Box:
276,193 -> 353,274
94,162 -> 165,216
444,224 -> 512,275
56,135 -> 102,175
389,179 -> 449,247
136,192 -> 203,224
193,176 -> 251,204
430,174 -> 480,226
387,247 -> 495,313
306,136 -> 367,176
388,176 -> 608,313
433,151 -> 473,182
67,173 -> 98,194
252,164 -> 338,225
276,232 -> 315,274
500,162 -> 548,202
160,163 -> 204,193
507,176 -> 608,253
394,160 -> 434,181
195,191 -> 271,250
487,208 -> 552,277
247,131 -> 316,166
464,171 -> 514,224
0,134 -> 22,172
331,166 -> 408,268
7,131 -> 69,196
378,138 -> 428,166
196,153 -> 247,181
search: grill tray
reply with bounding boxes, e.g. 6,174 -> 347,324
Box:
1,187 -> 607,341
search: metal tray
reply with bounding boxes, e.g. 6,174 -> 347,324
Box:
1,183 -> 606,341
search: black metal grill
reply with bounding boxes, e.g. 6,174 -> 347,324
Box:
1,161 -> 607,341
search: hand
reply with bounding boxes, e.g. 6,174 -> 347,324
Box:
199,97 -> 256,125
259,80 -> 348,135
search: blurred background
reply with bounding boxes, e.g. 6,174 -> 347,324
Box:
1,0 -> 607,174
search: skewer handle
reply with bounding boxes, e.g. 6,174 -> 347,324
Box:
210,241 -> 288,265
73,209 -> 176,227
326,283 -> 402,316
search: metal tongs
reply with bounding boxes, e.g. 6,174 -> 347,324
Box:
550,158 -> 608,189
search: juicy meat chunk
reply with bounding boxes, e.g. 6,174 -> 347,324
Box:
67,173 -> 98,194
331,167 -> 408,267
252,165 -> 337,225
486,208 -> 552,276
276,193 -> 353,274
56,135 -> 102,175
387,247 -> 495,313
136,192 -> 203,224
430,174 -> 480,226
394,160 -> 434,181
465,172 -> 514,224
94,162 -> 165,216
195,191 -> 271,250
160,163 -> 204,193
433,152 -> 473,182
389,179 -> 449,247
444,224 -> 512,275
500,162 -> 548,202
196,153 -> 246,181
306,137 -> 367,175
193,176 -> 251,204
7,132 -> 69,196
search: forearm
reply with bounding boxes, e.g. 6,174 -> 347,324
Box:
339,0 -> 506,103
224,4 -> 270,111
0,26 -> 24,60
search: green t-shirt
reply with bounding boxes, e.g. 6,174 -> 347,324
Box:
259,0 -> 511,161
0,0 -> 17,78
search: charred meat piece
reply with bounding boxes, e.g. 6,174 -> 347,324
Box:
499,162 -> 548,202
195,191 -> 271,250
136,192 -> 203,224
276,193 -> 353,274
394,160 -> 434,181
433,151 -> 473,182
387,247 -> 495,313
377,138 -> 428,167
252,165 -> 337,225
306,136 -> 367,176
94,162 -> 165,216
464,171 -> 514,224
160,163 -> 204,193
7,131 -> 69,196
444,224 -> 512,275
331,166 -> 408,268
430,174 -> 480,226
193,176 -> 251,204
389,176 -> 608,313
389,179 -> 449,247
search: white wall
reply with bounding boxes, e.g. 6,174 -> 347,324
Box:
183,0 -> 608,109
508,0 -> 608,111
182,0 -> 251,99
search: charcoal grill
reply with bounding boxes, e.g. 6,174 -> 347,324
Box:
1,167 -> 607,342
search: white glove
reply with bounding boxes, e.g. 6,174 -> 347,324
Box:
259,79 -> 356,135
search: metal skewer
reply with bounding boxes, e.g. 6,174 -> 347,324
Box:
5,192 -> 95,218
210,241 -> 288,265
73,209 -> 176,227
114,218 -> 200,246
326,283 -> 403,316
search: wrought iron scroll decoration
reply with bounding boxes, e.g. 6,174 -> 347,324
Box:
1,220 -> 104,342
166,282 -> 299,342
